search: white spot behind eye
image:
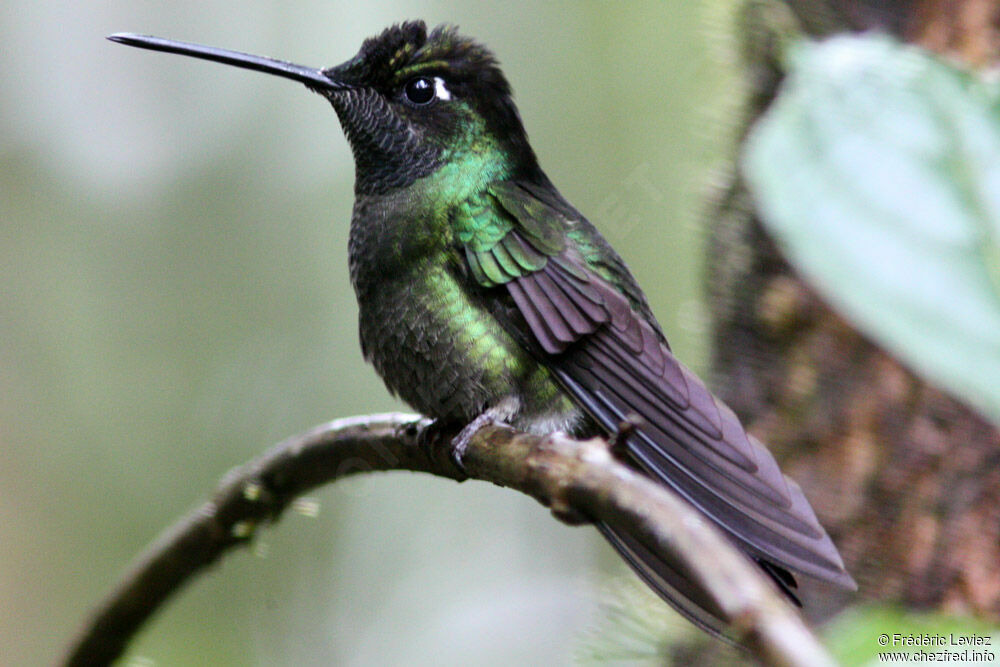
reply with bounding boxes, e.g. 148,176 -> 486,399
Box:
433,77 -> 452,101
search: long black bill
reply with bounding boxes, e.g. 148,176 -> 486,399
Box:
107,33 -> 349,92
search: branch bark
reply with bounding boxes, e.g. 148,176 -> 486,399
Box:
63,413 -> 836,667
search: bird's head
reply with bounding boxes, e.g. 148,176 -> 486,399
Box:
110,21 -> 540,196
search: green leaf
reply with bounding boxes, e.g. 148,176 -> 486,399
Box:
743,34 -> 1000,425
824,605 -> 1000,666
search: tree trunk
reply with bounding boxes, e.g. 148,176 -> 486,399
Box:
708,0 -> 1000,622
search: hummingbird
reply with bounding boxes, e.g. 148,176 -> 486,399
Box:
108,21 -> 855,638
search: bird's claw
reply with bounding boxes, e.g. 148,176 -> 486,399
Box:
608,413 -> 643,457
450,411 -> 498,473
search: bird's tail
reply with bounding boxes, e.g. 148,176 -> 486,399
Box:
596,521 -> 801,642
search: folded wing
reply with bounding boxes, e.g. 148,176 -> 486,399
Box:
455,179 -> 856,630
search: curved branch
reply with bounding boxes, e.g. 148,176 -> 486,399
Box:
63,413 -> 836,667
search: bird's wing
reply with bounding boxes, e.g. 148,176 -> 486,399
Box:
454,180 -> 856,610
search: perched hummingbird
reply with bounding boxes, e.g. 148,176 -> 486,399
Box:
109,21 -> 855,637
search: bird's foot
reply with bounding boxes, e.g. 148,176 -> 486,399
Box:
409,417 -> 444,448
608,413 -> 643,458
395,417 -> 431,442
409,418 -> 470,481
450,411 -> 497,472
451,398 -> 519,472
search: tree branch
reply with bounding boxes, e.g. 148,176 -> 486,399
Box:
63,413 -> 836,667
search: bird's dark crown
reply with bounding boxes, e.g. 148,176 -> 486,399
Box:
321,21 -> 541,196
329,21 -> 511,98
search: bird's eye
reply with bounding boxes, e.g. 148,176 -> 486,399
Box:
403,76 -> 449,105
404,77 -> 435,104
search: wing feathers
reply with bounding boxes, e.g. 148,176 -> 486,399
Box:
534,270 -> 598,336
457,179 -> 855,628
564,358 -> 806,525
507,249 -> 852,586
507,278 -> 564,354
582,384 -> 845,578
490,241 -> 522,277
506,232 -> 550,272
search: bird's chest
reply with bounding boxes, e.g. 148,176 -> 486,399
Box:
347,199 -> 496,419
346,195 -> 577,428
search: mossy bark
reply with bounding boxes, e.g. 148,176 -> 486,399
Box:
708,0 -> 1000,622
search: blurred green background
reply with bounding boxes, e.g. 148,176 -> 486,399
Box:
1,1 -> 731,664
